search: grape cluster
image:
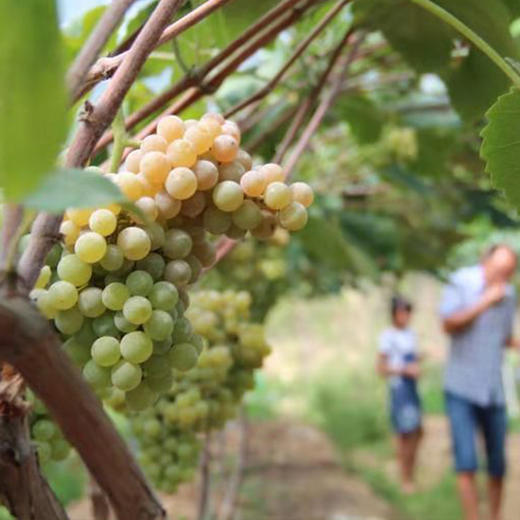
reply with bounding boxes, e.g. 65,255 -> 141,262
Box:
27,390 -> 71,463
131,289 -> 270,491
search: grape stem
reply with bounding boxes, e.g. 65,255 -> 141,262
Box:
93,0 -> 317,154
409,0 -> 520,88
0,204 -> 24,272
67,0 -> 137,101
197,432 -> 213,520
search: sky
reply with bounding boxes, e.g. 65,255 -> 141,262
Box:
57,0 -> 108,25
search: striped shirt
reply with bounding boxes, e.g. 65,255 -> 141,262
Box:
439,265 -> 515,406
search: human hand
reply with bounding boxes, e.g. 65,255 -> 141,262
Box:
482,283 -> 506,307
402,362 -> 420,379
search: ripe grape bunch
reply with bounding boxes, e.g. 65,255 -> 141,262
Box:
131,289 -> 270,492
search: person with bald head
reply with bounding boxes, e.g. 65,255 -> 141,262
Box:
440,244 -> 518,520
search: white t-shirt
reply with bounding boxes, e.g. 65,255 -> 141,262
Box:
378,327 -> 418,372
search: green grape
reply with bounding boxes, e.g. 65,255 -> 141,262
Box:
32,419 -> 56,441
120,331 -> 153,363
34,290 -> 58,319
202,206 -> 231,235
35,441 -> 52,464
125,383 -> 158,411
89,209 -> 117,236
91,337 -> 121,367
135,253 -> 165,281
114,312 -> 138,333
45,243 -> 62,268
51,438 -> 70,461
231,200 -> 262,230
212,181 -> 244,212
63,337 -> 91,366
113,258 -> 135,277
74,319 -> 96,346
149,281 -> 179,311
153,338 -> 173,356
163,229 -> 192,260
35,265 -> 52,289
172,317 -> 192,343
117,226 -> 151,261
169,343 -> 198,371
143,310 -> 174,341
164,260 -> 191,286
263,182 -> 292,210
278,201 -> 308,231
57,254 -> 93,287
78,287 -> 106,318
126,270 -> 154,296
100,244 -> 125,271
142,354 -> 171,378
83,360 -> 111,390
191,240 -> 216,268
54,306 -> 84,335
102,282 -> 130,311
185,255 -> 202,283
111,360 -> 142,391
92,313 -> 119,338
48,281 -> 78,310
122,296 -> 152,325
74,232 -> 107,263
144,222 -> 165,251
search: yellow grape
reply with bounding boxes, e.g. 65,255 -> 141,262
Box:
221,120 -> 241,144
155,191 -> 181,219
289,182 -> 314,208
66,208 -> 92,227
140,135 -> 168,153
35,265 -> 51,289
184,119 -> 198,129
89,209 -> 117,236
136,173 -> 160,198
199,119 -> 222,139
240,170 -> 267,197
201,112 -> 225,125
157,115 -> 185,142
212,181 -> 244,212
264,182 -> 292,210
235,149 -> 253,171
192,160 -> 218,191
211,135 -> 238,163
167,139 -> 197,168
259,163 -> 284,184
135,196 -> 159,222
278,201 -> 308,231
60,220 -> 80,247
74,232 -> 107,263
117,227 -> 151,261
140,151 -> 170,185
183,125 -> 213,154
115,172 -> 144,201
125,149 -> 144,173
165,167 -> 198,200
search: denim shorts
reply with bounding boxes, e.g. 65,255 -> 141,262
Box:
445,391 -> 507,477
389,377 -> 422,434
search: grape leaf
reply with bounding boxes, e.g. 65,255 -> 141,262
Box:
480,88 -> 520,208
24,169 -> 126,212
0,1 -> 67,200
336,95 -> 384,144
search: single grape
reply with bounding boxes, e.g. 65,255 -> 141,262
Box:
117,226 -> 151,261
91,337 -> 121,367
136,253 -> 166,281
57,254 -> 92,287
164,260 -> 192,287
163,229 -> 192,259
78,287 -> 106,318
191,240 -> 216,267
192,160 -> 218,191
114,311 -> 138,333
251,210 -> 276,239
141,134 -> 168,153
169,343 -> 198,371
201,112 -> 225,124
235,149 -> 253,171
102,282 -> 130,311
122,296 -> 152,325
89,209 -> 117,236
219,161 -> 245,183
126,270 -> 154,296
165,167 -> 197,200
125,149 -> 144,173
45,243 -> 62,268
63,337 -> 91,366
140,151 -> 170,184
51,438 -> 70,461
135,196 -> 159,222
171,317 -> 193,343
166,139 -> 197,168
111,360 -> 142,391
259,163 -> 284,183
212,181 -> 244,212
183,124 -> 212,154
155,190 -> 181,219
115,172 -> 144,201
74,232 -> 107,263
83,360 -> 111,390
32,419 -> 57,441
221,120 -> 241,143
120,331 -> 153,363
146,371 -> 174,393
180,192 -> 206,218
153,337 -> 173,356
231,200 -> 262,230
143,222 -> 166,251
202,206 -> 231,234
48,281 -> 78,310
54,306 -> 84,335
185,255 -> 202,283
126,383 -> 158,411
149,281 -> 179,311
66,208 -> 92,227
92,313 -> 120,338
60,220 -> 80,247
263,181 -> 292,210
278,201 -> 308,231
35,265 -> 52,289
100,244 -> 125,272
74,319 -> 96,346
199,118 -> 222,140
240,169 -> 267,197
157,115 -> 185,142
226,223 -> 247,240
144,310 -> 174,341
34,290 -> 58,319
289,182 -> 314,207
142,354 -> 172,378
211,135 -> 238,163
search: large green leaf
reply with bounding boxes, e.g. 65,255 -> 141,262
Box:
0,1 -> 67,200
336,95 -> 384,144
24,169 -> 126,212
480,88 -> 520,208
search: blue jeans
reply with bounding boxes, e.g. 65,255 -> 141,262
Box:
445,391 -> 507,477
